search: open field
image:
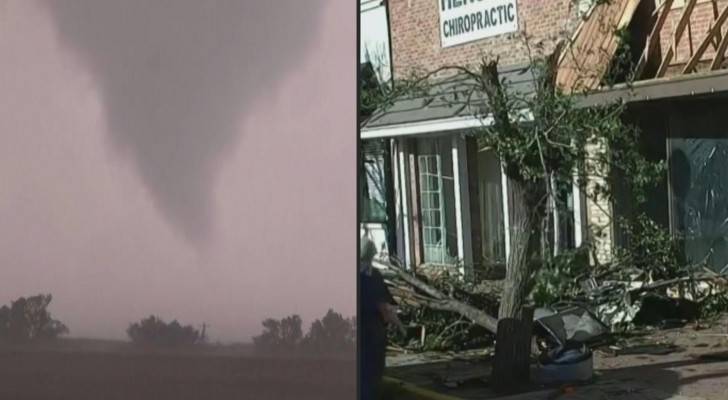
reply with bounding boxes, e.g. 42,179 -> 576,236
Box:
0,339 -> 355,400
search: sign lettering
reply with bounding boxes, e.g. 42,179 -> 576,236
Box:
439,0 -> 519,48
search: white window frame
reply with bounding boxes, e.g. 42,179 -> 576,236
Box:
418,154 -> 450,264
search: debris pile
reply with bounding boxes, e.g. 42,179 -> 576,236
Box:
377,254 -> 728,357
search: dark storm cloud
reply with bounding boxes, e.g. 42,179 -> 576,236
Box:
42,0 -> 325,243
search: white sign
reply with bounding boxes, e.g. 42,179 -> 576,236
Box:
439,0 -> 519,48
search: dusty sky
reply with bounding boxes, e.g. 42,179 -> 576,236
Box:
0,0 -> 355,342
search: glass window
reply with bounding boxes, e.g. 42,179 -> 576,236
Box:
668,102 -> 728,273
553,177 -> 576,251
360,141 -> 390,223
670,138 -> 728,272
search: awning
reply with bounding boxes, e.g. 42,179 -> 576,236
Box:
578,69 -> 728,107
360,63 -> 537,139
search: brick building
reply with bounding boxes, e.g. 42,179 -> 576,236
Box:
360,0 -> 728,275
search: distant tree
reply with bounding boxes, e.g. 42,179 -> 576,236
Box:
127,315 -> 201,347
252,311 -> 356,355
280,315 -> 303,350
301,309 -> 355,355
0,294 -> 68,343
253,318 -> 281,351
252,314 -> 303,354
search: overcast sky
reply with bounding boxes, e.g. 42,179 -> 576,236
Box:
0,0 -> 355,342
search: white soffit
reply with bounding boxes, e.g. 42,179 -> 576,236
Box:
360,109 -> 533,139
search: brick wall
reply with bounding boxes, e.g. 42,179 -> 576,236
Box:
388,0 -> 584,79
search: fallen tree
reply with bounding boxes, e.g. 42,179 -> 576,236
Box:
376,258 -> 499,335
379,251 -> 728,340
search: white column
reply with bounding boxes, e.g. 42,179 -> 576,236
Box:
397,140 -> 412,269
452,135 -> 473,277
501,162 -> 511,262
572,174 -> 584,247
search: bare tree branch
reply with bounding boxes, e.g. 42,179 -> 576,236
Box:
375,259 -> 499,334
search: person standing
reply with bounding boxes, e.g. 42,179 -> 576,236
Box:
359,237 -> 404,400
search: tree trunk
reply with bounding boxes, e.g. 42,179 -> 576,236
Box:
498,176 -> 536,319
491,306 -> 534,393
492,174 -> 539,390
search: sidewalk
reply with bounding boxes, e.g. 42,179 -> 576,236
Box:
383,371 -> 705,400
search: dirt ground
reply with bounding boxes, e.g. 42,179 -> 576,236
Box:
0,339 -> 355,400
385,316 -> 728,400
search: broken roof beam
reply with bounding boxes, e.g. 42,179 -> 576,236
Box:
657,0 -> 699,77
683,4 -> 728,73
635,0 -> 674,79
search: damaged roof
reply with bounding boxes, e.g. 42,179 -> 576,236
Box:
556,0 -> 642,93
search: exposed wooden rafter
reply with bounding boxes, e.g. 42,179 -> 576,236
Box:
711,0 -> 723,48
656,0 -> 699,77
710,25 -> 728,69
683,5 -> 728,73
635,0 -> 675,78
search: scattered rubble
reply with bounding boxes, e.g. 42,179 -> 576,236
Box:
375,252 -> 728,399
